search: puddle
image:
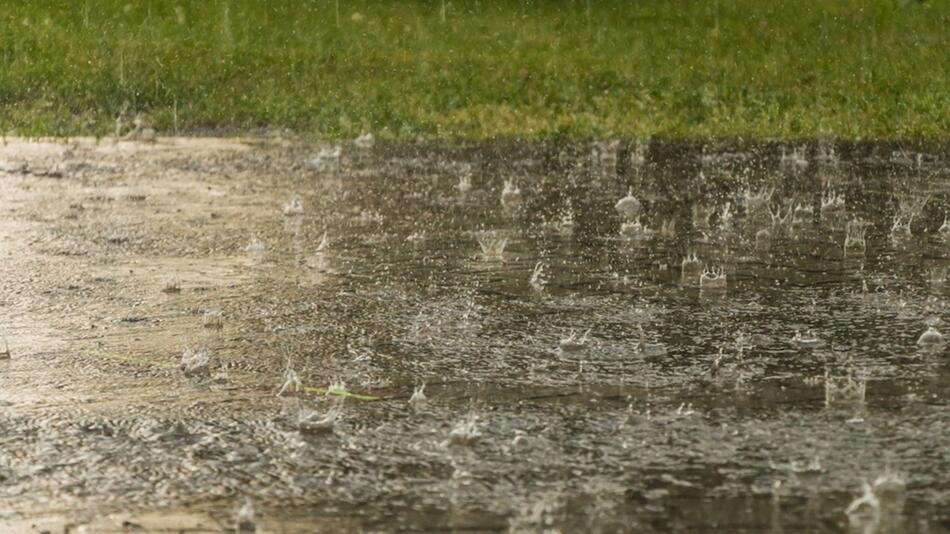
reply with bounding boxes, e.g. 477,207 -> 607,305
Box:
0,137 -> 948,531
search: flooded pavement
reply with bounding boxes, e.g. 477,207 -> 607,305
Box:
0,136 -> 948,532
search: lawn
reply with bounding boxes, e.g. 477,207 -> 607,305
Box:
1,0 -> 947,139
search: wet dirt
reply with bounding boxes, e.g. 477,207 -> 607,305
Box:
0,136 -> 948,532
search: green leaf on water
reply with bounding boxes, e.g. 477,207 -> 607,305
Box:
303,386 -> 378,401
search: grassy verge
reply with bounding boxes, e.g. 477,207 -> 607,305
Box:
1,1 -> 947,139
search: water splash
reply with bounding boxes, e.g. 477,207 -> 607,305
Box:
629,140 -> 648,167
161,276 -> 182,294
635,324 -> 666,356
446,413 -> 481,447
844,219 -> 869,256
201,309 -> 223,329
235,497 -> 256,533
614,187 -> 642,221
501,179 -> 523,212
916,326 -> 944,347
816,142 -> 838,167
409,384 -> 427,410
306,146 -> 342,172
357,209 -> 384,226
558,204 -> 576,236
845,481 -> 880,521
769,204 -> 793,236
529,262 -> 547,291
243,238 -> 266,256
180,347 -> 211,378
718,202 -> 734,231
824,367 -> 866,406
353,132 -> 375,150
895,192 -> 930,224
455,173 -> 472,196
780,145 -> 808,170
658,218 -> 676,238
709,348 -> 725,378
277,368 -> 303,397
476,230 -> 509,257
559,329 -> 591,353
743,186 -> 773,219
316,231 -> 330,252
791,330 -> 821,348
820,188 -> 846,217
938,215 -> 950,239
754,228 -> 771,252
619,218 -> 653,240
296,401 -> 341,434
681,253 -> 702,282
699,266 -> 727,290
692,202 -> 715,230
282,195 -> 304,217
791,202 -> 813,229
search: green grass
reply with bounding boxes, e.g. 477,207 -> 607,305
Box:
304,386 -> 378,402
1,0 -> 948,139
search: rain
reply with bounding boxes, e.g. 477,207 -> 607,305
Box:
1,1 -> 948,532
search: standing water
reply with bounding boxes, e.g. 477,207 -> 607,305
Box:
0,138 -> 947,531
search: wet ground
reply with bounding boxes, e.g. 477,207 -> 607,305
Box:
0,136 -> 948,532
